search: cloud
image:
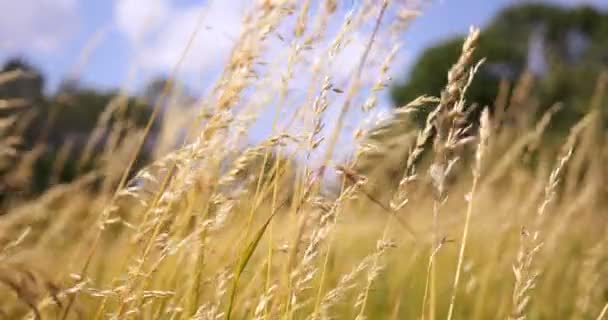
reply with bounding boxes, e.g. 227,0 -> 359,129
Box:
0,0 -> 80,53
114,0 -> 171,43
114,0 -> 247,76
113,0 -> 409,94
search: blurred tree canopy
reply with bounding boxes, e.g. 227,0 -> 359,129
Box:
352,4 -> 608,193
0,58 -> 285,204
391,4 -> 608,131
0,57 -> 156,198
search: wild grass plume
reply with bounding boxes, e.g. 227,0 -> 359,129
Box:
0,1 -> 607,320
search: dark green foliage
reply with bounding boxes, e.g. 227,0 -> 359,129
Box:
0,58 -> 45,100
0,58 -> 156,200
49,89 -> 152,140
391,3 -> 608,130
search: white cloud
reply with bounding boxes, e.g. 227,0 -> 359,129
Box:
113,0 -> 410,94
115,0 -> 171,43
0,0 -> 80,53
114,0 -> 247,75
333,35 -> 409,83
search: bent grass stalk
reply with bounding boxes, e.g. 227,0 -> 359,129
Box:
62,7 -> 210,319
446,108 -> 490,320
1,2 -> 607,320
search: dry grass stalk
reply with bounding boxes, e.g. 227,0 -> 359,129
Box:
446,108 -> 491,320
0,2 -> 607,320
508,114 -> 586,319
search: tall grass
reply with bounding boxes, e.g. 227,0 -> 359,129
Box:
1,1 -> 607,319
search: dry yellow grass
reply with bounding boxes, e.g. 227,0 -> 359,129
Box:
0,1 -> 607,320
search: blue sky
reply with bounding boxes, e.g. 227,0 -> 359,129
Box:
1,0 -> 606,96
2,0 -> 606,157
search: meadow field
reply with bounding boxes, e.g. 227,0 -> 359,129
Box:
0,1 -> 607,319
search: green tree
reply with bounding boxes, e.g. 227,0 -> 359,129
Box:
355,4 -> 608,190
0,58 -> 45,100
391,4 -> 608,129
0,57 -> 158,199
